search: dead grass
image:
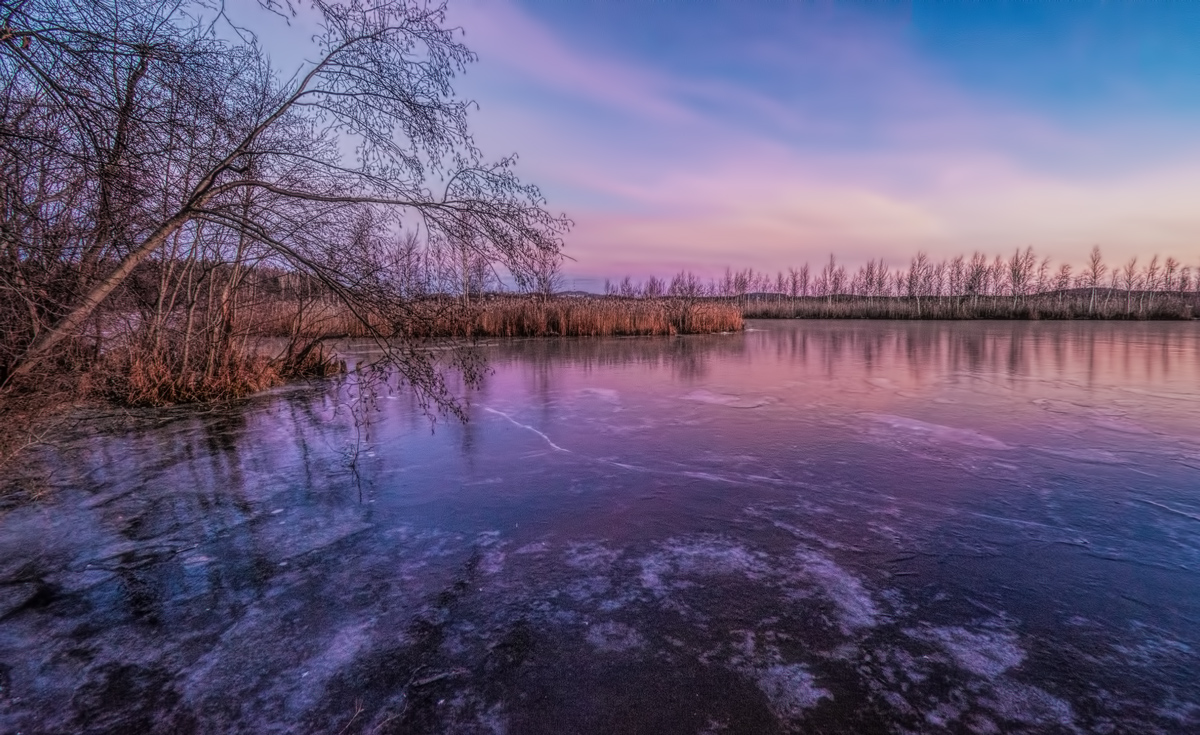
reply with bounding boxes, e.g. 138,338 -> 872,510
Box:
101,340 -> 283,406
95,333 -> 349,407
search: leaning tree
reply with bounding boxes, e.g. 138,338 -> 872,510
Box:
0,0 -> 569,408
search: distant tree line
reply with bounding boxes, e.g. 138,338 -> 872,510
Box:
604,247 -> 1199,319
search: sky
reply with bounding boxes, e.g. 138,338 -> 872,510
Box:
264,1 -> 1200,291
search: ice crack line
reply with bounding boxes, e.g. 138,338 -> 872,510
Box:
1136,498 -> 1200,523
483,408 -> 752,483
483,407 -> 570,452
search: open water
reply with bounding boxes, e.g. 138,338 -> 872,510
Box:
1,320 -> 1198,734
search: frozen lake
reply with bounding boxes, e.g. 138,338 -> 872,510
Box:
2,320 -> 1199,733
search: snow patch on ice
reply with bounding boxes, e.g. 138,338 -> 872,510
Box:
441,693 -> 508,734
907,626 -> 1025,678
683,390 -> 776,409
867,414 -> 1009,450
635,538 -> 773,601
640,539 -> 770,592
725,630 -> 832,722
794,550 -> 879,632
586,621 -> 646,653
756,663 -> 831,720
577,388 -> 620,404
564,542 -> 621,571
563,575 -> 612,603
480,548 -> 506,576
980,679 -> 1078,730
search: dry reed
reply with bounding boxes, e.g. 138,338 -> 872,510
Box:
462,297 -> 743,337
238,295 -> 744,339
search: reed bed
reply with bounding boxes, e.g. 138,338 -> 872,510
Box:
103,338 -> 283,406
463,297 -> 742,337
89,330 -> 346,407
76,296 -> 741,407
240,295 -> 744,339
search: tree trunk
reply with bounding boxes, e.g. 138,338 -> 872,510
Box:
2,211 -> 194,385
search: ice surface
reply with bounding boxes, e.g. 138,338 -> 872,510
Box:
2,321 -> 1199,734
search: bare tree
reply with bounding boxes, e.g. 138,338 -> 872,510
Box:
530,248 -> 565,299
964,253 -> 988,309
1142,254 -> 1160,313
1164,256 -> 1180,295
668,270 -> 703,300
1035,256 -> 1051,299
0,0 -> 570,411
788,264 -> 810,300
818,255 -> 844,304
931,260 -> 946,299
642,275 -> 664,299
1084,246 -> 1106,315
828,257 -> 847,301
1008,246 -> 1036,308
1122,257 -> 1139,314
1054,263 -> 1072,308
906,252 -> 930,316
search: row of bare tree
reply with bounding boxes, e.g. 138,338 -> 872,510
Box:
606,247 -> 1199,317
0,0 -> 569,406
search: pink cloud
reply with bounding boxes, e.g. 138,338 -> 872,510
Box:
447,0 -> 1200,280
558,142 -> 1200,278
447,0 -> 691,123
